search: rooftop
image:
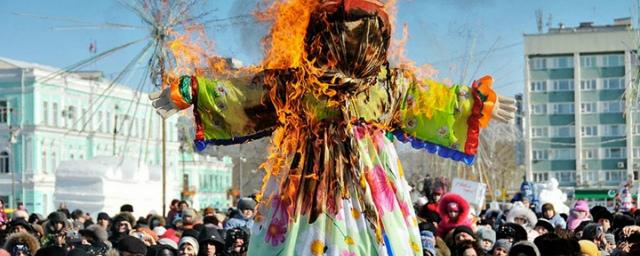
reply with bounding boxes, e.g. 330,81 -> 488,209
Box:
526,17 -> 633,36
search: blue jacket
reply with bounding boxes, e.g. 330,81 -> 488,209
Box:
545,214 -> 566,229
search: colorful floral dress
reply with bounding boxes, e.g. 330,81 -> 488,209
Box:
169,66 -> 497,255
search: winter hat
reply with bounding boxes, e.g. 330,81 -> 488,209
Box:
497,223 -> 528,242
604,233 -> 615,245
203,207 -> 215,216
120,204 -> 134,213
507,206 -> 537,228
158,238 -> 178,251
113,212 -> 136,227
67,248 -> 89,256
178,236 -> 199,253
494,239 -> 511,252
573,200 -> 589,212
198,226 -> 225,247
97,212 -> 110,221
4,232 -> 40,256
160,228 -> 180,243
47,211 -> 67,224
153,226 -> 167,237
9,218 -> 33,233
79,224 -> 109,242
581,223 -> 603,241
533,218 -> 554,234
510,240 -> 540,256
420,230 -> 436,256
447,202 -> 460,212
477,227 -> 496,244
452,226 -> 475,240
34,246 -> 66,256
590,206 -> 613,223
117,235 -> 148,255
182,208 -> 197,218
238,197 -> 257,211
578,240 -> 599,256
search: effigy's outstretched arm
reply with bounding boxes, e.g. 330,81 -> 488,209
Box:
393,76 -> 516,164
150,72 -> 279,151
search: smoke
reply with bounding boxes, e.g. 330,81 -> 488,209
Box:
229,0 -> 270,62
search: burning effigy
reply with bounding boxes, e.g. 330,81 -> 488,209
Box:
151,0 -> 516,254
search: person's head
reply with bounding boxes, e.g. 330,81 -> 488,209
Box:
492,239 -> 511,256
578,240 -> 599,256
46,211 -> 67,234
533,219 -> 554,236
203,207 -> 215,217
71,209 -> 85,223
509,241 -> 540,256
477,228 -> 496,252
178,236 -> 199,256
237,198 -> 257,219
113,212 -> 135,234
305,0 -> 391,79
10,219 -> 32,234
453,226 -> 476,245
181,208 -> 197,225
541,203 -> 555,219
572,200 -> 589,218
178,201 -> 189,211
447,202 -> 460,219
97,212 -> 110,228
198,227 -> 225,256
17,202 -> 25,210
117,235 -> 148,256
225,227 -> 249,254
170,199 -> 180,210
0,199 -> 4,209
580,223 -> 603,246
120,204 -> 134,213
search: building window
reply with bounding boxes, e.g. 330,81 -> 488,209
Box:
551,103 -> 574,114
552,148 -> 575,160
530,81 -> 546,92
0,152 -> 8,173
530,57 -> 547,70
602,54 -> 624,67
531,127 -> 548,138
602,124 -> 625,136
603,147 -> 626,159
42,151 -> 47,173
601,101 -> 623,113
533,150 -> 549,160
43,101 -> 49,126
582,148 -> 598,159
581,102 -> 597,113
551,79 -> 574,91
551,56 -> 573,68
581,126 -> 598,137
580,79 -> 596,90
602,77 -> 624,89
555,171 -> 576,183
52,103 -> 59,127
552,126 -> 575,137
97,111 -> 103,133
581,56 -> 596,67
533,172 -> 549,182
0,101 -> 8,124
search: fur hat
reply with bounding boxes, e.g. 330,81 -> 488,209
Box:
477,227 -> 496,244
80,224 -> 109,242
534,218 -> 554,234
510,240 -> 540,256
3,232 -> 40,256
581,223 -> 603,241
578,240 -> 599,256
237,198 -> 257,211
494,239 -> 511,252
497,223 -> 528,242
113,212 -> 136,227
117,235 -> 147,254
507,205 -> 538,229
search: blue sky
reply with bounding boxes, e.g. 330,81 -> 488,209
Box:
0,0 -> 636,96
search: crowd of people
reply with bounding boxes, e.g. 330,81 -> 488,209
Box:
0,197 -> 257,256
413,178 -> 640,256
2,179 -> 640,256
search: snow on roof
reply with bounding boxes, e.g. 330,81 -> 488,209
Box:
0,56 -> 61,72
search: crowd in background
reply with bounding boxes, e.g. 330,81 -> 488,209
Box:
413,177 -> 640,256
3,178 -> 640,255
0,197 -> 257,256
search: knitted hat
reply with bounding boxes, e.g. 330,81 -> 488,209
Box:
477,227 -> 496,244
420,230 -> 436,256
237,198 -> 257,211
494,239 -> 511,251
573,200 -> 589,212
604,233 -> 615,244
581,223 -> 603,241
158,238 -> 178,250
452,226 -> 475,240
178,236 -> 199,253
578,240 -> 599,256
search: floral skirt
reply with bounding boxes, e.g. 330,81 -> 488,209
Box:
248,125 -> 422,255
